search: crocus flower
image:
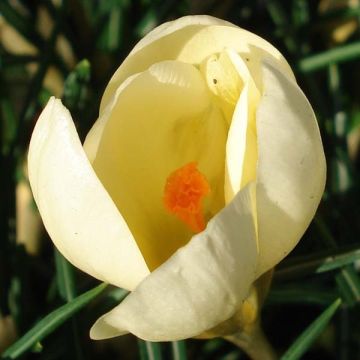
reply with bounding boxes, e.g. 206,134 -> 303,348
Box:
28,15 -> 326,343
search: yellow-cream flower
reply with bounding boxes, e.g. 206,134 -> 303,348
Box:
28,15 -> 326,342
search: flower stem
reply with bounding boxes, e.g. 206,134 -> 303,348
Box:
224,324 -> 277,360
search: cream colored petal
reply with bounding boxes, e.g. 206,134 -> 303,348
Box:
82,108 -> 108,163
200,49 -> 245,122
225,83 -> 250,202
90,183 -> 258,341
255,61 -> 326,277
130,15 -> 235,56
92,60 -> 227,270
100,16 -> 294,113
28,98 -> 149,290
224,49 -> 260,203
83,74 -> 140,163
175,27 -> 294,92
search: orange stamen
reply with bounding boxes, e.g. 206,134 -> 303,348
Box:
163,162 -> 210,233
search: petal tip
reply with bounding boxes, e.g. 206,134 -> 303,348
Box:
90,315 -> 128,340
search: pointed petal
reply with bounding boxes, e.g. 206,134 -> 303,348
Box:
225,83 -> 250,202
255,61 -> 326,276
224,49 -> 260,207
225,77 -> 260,202
28,98 -> 149,290
90,183 -> 258,341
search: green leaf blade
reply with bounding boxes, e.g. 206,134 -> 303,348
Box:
280,298 -> 342,360
138,339 -> 163,360
2,283 -> 107,359
54,249 -> 76,302
171,341 -> 187,360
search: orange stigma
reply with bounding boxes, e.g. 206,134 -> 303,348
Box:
163,162 -> 210,233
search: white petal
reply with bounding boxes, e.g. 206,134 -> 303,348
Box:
130,15 -> 236,56
90,183 -> 258,341
28,98 -> 149,290
225,83 -> 250,202
255,61 -> 326,276
89,60 -> 227,270
225,73 -> 260,203
83,74 -> 140,163
224,49 -> 260,207
100,16 -> 294,113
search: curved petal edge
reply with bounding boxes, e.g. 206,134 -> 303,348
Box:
90,183 -> 259,341
255,60 -> 326,276
28,97 -> 150,291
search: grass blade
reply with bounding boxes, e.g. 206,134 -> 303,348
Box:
336,266 -> 360,306
54,249 -> 76,302
54,249 -> 84,359
171,341 -> 187,360
275,246 -> 360,280
280,298 -> 342,360
298,42 -> 360,72
315,250 -> 360,273
1,283 -> 107,359
138,339 -> 163,360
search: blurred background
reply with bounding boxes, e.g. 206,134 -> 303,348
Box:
0,0 -> 359,359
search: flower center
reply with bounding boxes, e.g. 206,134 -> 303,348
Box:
163,162 -> 210,233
